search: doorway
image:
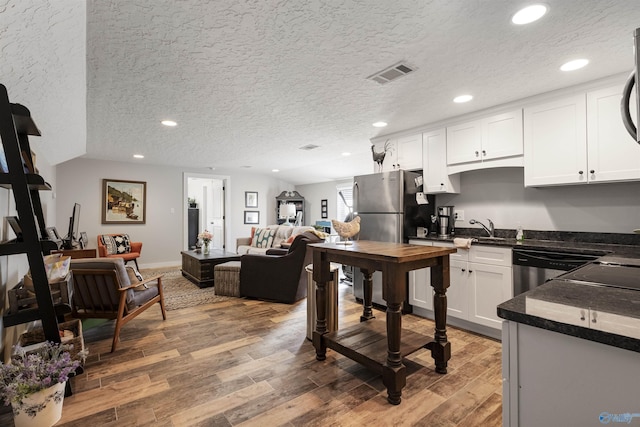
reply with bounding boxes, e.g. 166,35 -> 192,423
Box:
183,173 -> 229,250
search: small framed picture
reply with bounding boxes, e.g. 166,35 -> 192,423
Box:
79,231 -> 89,249
321,199 -> 328,219
244,210 -> 259,224
245,191 -> 258,208
46,226 -> 61,242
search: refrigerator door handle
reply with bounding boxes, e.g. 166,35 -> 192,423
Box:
353,181 -> 359,213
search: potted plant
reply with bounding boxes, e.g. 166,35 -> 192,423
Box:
187,197 -> 197,208
0,341 -> 81,427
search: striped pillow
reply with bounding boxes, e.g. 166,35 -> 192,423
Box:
251,228 -> 275,248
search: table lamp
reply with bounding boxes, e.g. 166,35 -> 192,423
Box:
284,203 -> 296,226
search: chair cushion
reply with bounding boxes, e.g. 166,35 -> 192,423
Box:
131,285 -> 159,307
101,234 -> 132,255
70,257 -> 136,307
251,228 -> 276,248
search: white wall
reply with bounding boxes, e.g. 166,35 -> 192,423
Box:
0,1 -> 85,357
296,179 -> 352,227
437,167 -> 640,234
56,158 -> 294,268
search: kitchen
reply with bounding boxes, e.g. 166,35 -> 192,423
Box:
316,23 -> 640,426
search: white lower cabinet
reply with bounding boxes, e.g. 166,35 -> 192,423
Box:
408,240 -> 513,331
502,321 -> 640,426
408,240 -> 434,310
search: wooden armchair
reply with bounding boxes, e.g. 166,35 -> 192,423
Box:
97,234 -> 142,269
69,257 -> 166,352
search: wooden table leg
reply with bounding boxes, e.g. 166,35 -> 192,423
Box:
383,300 -> 406,405
312,250 -> 330,361
360,268 -> 375,322
428,256 -> 451,374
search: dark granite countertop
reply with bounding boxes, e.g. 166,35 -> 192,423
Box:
411,228 -> 640,352
497,279 -> 640,353
409,228 -> 640,257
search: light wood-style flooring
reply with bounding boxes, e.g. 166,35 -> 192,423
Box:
3,282 -> 502,426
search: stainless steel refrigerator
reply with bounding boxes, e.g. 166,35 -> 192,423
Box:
352,170 -> 435,307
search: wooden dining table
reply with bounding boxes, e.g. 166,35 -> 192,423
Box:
309,240 -> 456,405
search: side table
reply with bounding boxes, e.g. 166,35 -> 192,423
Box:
181,249 -> 241,288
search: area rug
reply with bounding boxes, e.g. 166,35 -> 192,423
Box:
140,267 -> 231,310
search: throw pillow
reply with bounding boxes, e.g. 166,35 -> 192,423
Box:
251,228 -> 276,248
285,235 -> 296,244
125,265 -> 143,283
101,234 -> 132,255
125,265 -> 149,290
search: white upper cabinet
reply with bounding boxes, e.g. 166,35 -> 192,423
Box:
586,85 -> 640,183
371,134 -> 422,172
395,134 -> 423,170
446,119 -> 483,165
446,109 -> 524,169
524,94 -> 588,186
525,86 -> 640,187
422,128 -> 460,193
483,110 -> 524,160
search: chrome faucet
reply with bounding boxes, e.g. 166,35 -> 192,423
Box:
469,218 -> 494,238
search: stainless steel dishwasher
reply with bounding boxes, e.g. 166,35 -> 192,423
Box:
512,248 -> 602,295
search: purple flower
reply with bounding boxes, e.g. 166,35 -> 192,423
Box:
0,342 -> 81,406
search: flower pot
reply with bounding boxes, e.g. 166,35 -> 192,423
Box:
12,381 -> 66,427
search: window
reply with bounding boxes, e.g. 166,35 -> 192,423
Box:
336,182 -> 353,222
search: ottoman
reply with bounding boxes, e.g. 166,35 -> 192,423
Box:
214,261 -> 241,297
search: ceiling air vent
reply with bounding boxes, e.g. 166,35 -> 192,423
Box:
299,144 -> 320,151
367,62 -> 415,84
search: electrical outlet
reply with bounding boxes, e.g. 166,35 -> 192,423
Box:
455,210 -> 464,221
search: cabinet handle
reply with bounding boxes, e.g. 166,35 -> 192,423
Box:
580,309 -> 586,321
475,151 -> 479,157
590,170 -> 595,174
468,270 -> 473,273
578,170 -> 584,175
482,150 -> 486,156
461,268 -> 466,272
591,311 -> 597,324
440,183 -> 444,186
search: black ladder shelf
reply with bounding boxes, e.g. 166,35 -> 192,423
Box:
0,84 -> 62,342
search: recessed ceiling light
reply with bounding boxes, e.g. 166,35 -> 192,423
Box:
453,95 -> 473,103
560,59 -> 589,71
161,120 -> 177,127
342,152 -> 351,156
511,4 -> 548,25
133,154 -> 144,159
372,122 -> 388,128
272,169 -> 280,172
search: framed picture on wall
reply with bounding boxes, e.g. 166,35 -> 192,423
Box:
321,199 -> 328,219
244,210 -> 259,224
245,191 -> 258,208
102,179 -> 146,224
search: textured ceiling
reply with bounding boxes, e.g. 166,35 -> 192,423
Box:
83,0 -> 640,185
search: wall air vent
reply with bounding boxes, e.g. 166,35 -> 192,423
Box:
367,62 -> 416,84
299,144 -> 320,151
